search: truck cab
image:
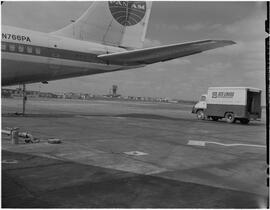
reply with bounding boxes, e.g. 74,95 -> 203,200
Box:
192,94 -> 207,119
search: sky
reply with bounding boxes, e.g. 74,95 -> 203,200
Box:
1,1 -> 267,102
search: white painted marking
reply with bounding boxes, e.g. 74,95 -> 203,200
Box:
187,140 -> 206,146
124,151 -> 148,156
39,154 -> 62,160
2,160 -> 18,164
112,117 -> 126,120
188,140 -> 266,148
206,141 -> 266,148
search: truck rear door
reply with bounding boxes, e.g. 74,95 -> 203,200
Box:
246,90 -> 261,119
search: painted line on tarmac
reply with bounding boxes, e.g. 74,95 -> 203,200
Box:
2,160 -> 18,164
124,151 -> 149,156
188,140 -> 266,148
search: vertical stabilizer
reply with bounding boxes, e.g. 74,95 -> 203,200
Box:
52,1 -> 152,49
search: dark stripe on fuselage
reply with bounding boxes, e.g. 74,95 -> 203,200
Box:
1,41 -> 107,64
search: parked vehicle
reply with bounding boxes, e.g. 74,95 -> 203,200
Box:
192,87 -> 262,124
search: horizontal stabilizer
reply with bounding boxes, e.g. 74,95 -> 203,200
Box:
98,40 -> 236,65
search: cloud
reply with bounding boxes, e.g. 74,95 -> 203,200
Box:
223,13 -> 265,40
209,24 -> 223,30
153,23 -> 180,32
162,58 -> 191,66
183,23 -> 206,31
254,1 -> 266,10
204,11 -> 265,72
245,70 -> 264,80
195,62 -> 232,74
143,38 -> 162,47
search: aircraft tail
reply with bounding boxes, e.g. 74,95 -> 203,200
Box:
52,1 -> 152,49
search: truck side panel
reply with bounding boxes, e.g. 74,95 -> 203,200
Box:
205,104 -> 246,118
207,88 -> 246,105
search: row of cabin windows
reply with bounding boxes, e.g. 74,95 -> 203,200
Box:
2,42 -> 84,59
2,42 -> 41,55
1,42 -> 101,62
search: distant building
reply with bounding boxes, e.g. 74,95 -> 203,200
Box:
112,85 -> 118,96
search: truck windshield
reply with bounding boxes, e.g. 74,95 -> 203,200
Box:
201,96 -> 206,101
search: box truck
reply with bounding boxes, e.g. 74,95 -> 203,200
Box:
192,87 -> 262,124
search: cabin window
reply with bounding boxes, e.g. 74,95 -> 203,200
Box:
2,42 -> 7,51
9,44 -> 16,52
35,47 -> 41,55
27,46 -> 33,53
18,45 -> 24,53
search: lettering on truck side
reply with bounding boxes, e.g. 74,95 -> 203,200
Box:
212,92 -> 234,98
2,33 -> 31,42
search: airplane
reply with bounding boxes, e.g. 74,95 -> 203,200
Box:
2,1 -> 235,87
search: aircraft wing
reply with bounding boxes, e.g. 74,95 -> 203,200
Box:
98,40 -> 235,65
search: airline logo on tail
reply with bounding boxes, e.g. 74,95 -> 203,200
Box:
108,1 -> 146,26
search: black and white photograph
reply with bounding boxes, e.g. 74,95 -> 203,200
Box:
1,1 -> 269,208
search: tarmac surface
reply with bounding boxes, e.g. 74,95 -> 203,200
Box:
2,98 -> 268,208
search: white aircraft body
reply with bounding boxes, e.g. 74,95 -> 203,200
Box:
1,1 -> 235,86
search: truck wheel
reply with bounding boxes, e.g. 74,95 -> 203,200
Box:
196,110 -> 205,120
211,116 -> 219,121
225,113 -> 235,123
240,119 -> 250,124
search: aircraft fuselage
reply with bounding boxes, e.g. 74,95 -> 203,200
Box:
1,25 -> 142,86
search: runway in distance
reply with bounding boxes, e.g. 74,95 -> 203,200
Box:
1,1 -> 236,86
